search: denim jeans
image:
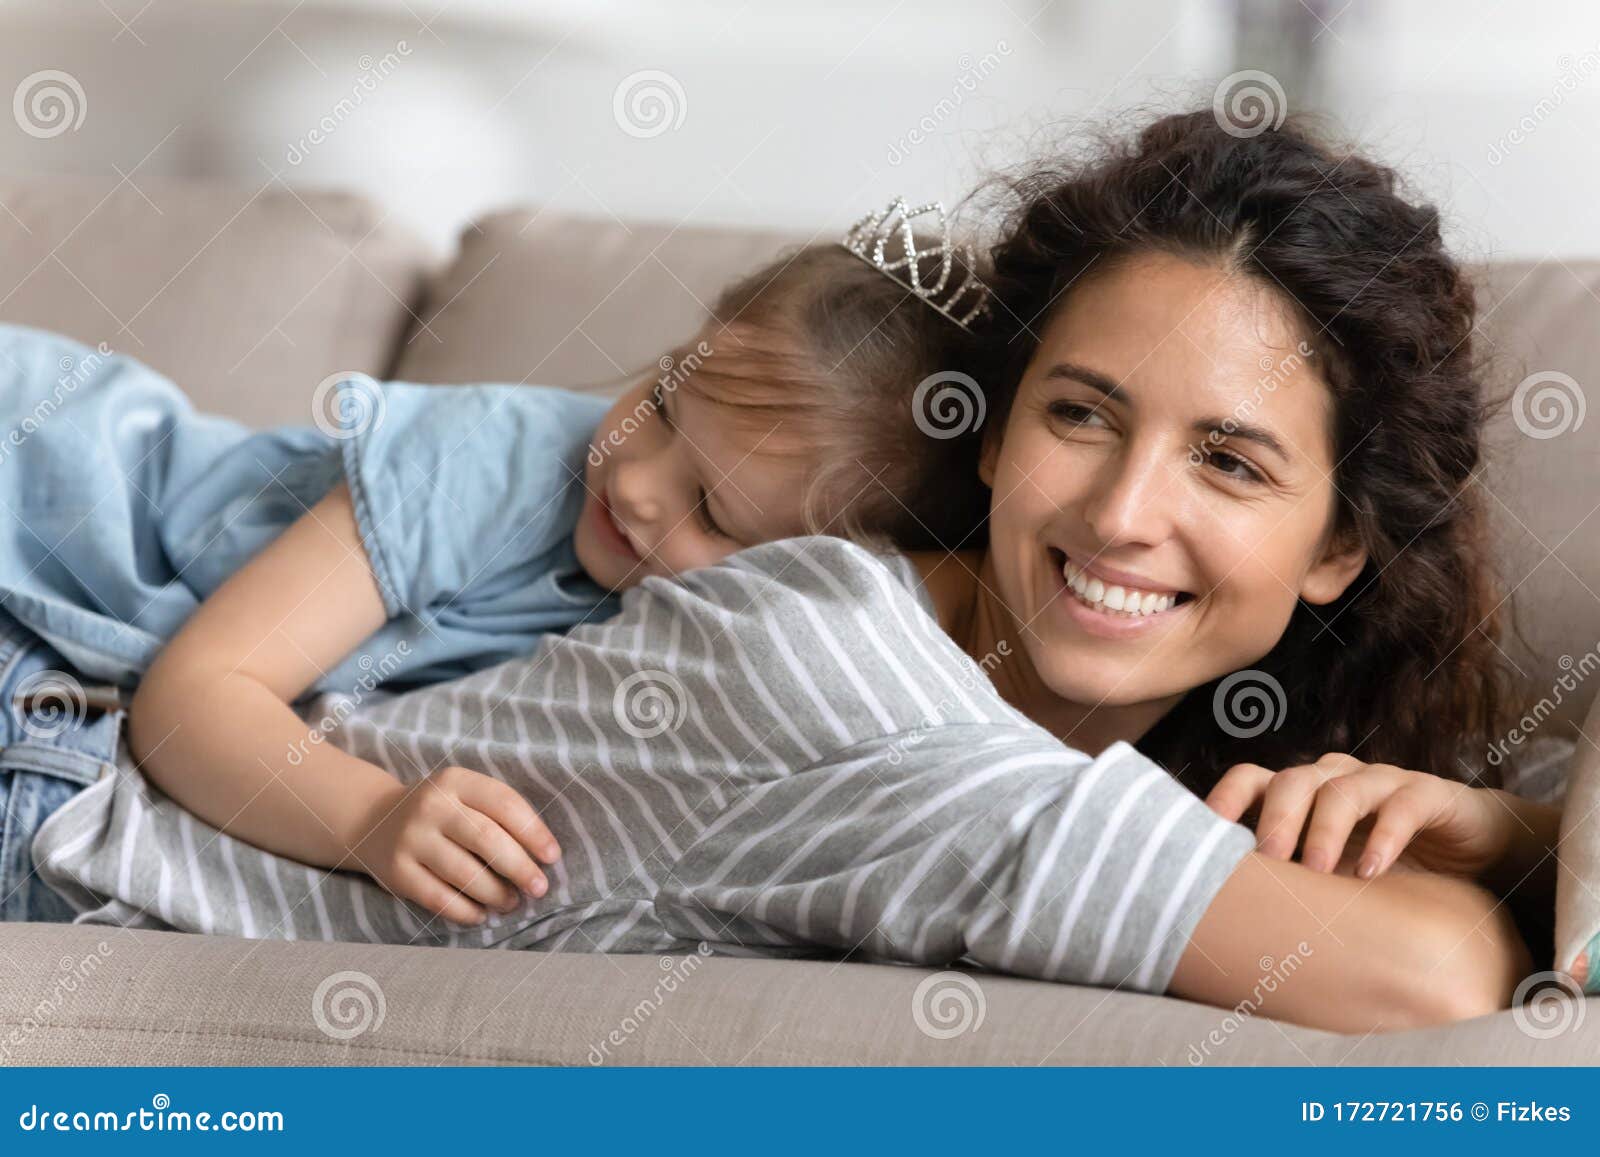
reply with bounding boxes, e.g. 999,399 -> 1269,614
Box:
0,608 -> 123,923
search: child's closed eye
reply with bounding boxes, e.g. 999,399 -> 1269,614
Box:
696,489 -> 731,539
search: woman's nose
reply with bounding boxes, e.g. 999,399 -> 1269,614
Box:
1082,441 -> 1179,546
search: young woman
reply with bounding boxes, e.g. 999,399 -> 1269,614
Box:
15,109 -> 1552,1035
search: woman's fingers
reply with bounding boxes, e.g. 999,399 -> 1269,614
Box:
1251,754 -> 1360,860
1204,763 -> 1275,821
1300,773 -> 1390,872
1352,782 -> 1433,878
421,835 -> 523,912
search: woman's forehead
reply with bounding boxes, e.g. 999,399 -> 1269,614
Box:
1031,253 -> 1334,463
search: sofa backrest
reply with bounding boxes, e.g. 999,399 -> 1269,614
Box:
0,173 -> 435,428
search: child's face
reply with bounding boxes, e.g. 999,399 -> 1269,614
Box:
575,363 -> 812,592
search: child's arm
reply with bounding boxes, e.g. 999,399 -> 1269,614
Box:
127,480 -> 559,925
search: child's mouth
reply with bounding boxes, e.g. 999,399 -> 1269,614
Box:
595,491 -> 641,561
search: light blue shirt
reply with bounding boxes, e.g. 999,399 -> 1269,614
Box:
0,323 -> 620,698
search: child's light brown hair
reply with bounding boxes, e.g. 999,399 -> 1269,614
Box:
673,242 -> 991,553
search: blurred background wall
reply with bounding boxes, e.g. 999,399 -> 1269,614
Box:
2,0 -> 1594,258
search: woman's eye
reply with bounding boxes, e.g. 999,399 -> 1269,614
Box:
696,489 -> 730,538
1202,447 -> 1264,484
1046,401 -> 1106,427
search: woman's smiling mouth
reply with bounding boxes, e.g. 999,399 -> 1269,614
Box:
1046,547 -> 1196,637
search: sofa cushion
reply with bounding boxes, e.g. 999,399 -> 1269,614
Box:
390,208 -> 806,394
1475,261 -> 1600,730
0,174 -> 436,428
0,921 -> 1591,1065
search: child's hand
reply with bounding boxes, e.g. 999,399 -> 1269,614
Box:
1203,752 -> 1515,882
348,765 -> 561,926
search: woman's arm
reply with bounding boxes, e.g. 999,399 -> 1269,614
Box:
127,480 -> 559,924
1170,848 -> 1532,1033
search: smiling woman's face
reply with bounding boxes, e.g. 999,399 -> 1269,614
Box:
980,249 -> 1369,713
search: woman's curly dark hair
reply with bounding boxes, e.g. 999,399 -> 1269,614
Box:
974,108 -> 1535,796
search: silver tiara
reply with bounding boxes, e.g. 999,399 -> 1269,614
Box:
840,196 -> 990,330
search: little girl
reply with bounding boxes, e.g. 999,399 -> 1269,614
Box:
0,211 -> 993,926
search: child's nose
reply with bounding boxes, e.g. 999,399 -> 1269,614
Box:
610,468 -> 663,524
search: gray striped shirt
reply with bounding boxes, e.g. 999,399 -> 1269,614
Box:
31,535 -> 1256,993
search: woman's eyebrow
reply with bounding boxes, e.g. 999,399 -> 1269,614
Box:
1043,360 -> 1291,464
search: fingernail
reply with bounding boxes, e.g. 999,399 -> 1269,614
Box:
1302,850 -> 1329,873
1357,855 -> 1378,879
529,877 -> 548,897
542,844 -> 561,862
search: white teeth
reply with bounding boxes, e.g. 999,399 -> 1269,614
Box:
1061,557 -> 1183,617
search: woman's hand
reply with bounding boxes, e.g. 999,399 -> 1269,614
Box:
345,765 -> 562,926
1203,752 -> 1521,882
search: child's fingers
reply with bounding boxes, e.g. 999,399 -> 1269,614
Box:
456,772 -> 562,865
446,809 -> 547,898
1203,763 -> 1274,822
389,858 -> 488,926
420,838 -> 522,913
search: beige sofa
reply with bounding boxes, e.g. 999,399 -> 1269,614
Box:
2,174 -> 1598,1065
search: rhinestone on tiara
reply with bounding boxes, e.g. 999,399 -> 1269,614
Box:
840,196 -> 990,330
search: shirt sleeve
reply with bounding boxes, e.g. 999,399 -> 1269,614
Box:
334,377 -> 611,618
654,725 -> 1256,993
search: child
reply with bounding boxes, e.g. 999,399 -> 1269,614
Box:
3,203 -> 993,926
